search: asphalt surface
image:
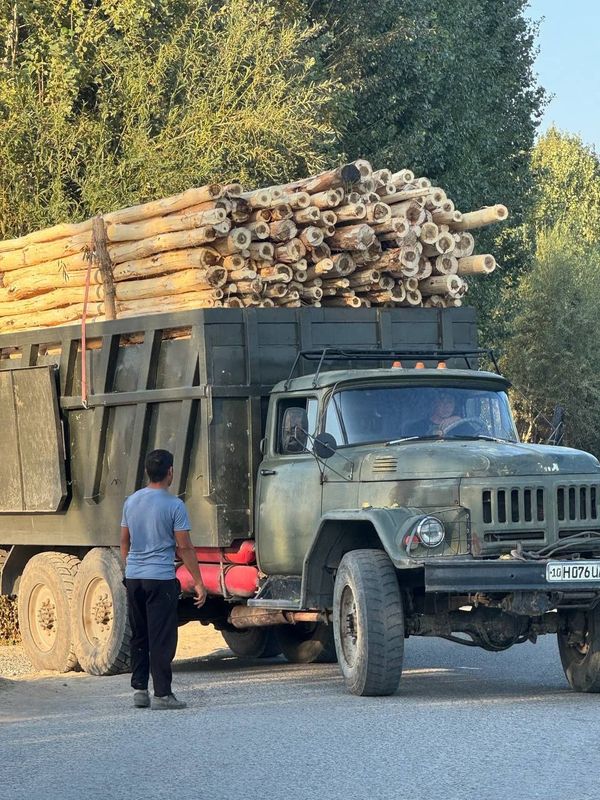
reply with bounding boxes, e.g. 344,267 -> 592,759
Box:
1,633 -> 598,800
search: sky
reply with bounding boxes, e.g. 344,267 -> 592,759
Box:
525,1 -> 600,148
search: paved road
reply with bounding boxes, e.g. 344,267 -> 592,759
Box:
1,633 -> 599,800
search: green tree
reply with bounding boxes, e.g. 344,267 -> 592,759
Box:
503,227 -> 600,455
0,0 -> 339,237
502,129 -> 600,455
303,0 -> 544,213
530,127 -> 600,246
292,0 -> 545,348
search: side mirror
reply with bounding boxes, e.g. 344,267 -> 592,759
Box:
313,432 -> 337,459
281,407 -> 309,454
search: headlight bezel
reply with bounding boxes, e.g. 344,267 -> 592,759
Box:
415,515 -> 445,548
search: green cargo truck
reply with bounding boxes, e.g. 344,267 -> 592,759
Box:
2,307 -> 600,695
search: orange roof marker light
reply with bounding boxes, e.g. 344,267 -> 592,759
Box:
415,361 -> 426,369
392,360 -> 403,368
437,361 -> 447,369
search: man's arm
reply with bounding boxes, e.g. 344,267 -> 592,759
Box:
120,526 -> 130,566
175,530 -> 207,607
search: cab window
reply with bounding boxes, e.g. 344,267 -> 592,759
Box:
276,397 -> 318,454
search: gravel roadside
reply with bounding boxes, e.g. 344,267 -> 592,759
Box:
0,644 -> 33,678
0,622 -> 226,681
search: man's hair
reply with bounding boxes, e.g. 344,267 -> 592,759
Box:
145,449 -> 174,482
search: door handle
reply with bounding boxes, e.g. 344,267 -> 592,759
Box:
260,469 -> 277,476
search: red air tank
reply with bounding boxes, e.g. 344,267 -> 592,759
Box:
176,563 -> 259,598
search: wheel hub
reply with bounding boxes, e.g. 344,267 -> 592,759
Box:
82,578 -> 113,645
37,598 -> 56,631
28,583 -> 58,652
339,585 -> 359,668
93,593 -> 113,626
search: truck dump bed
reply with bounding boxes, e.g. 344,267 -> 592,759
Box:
0,307 -> 476,548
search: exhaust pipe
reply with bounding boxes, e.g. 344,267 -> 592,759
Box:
228,605 -> 325,629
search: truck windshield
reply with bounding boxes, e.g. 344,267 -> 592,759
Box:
323,385 -> 518,446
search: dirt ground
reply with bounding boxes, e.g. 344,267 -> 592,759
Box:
0,621 -> 229,682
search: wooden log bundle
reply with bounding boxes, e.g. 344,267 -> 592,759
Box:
0,162 -> 508,332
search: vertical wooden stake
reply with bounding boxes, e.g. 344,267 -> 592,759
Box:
92,215 -> 117,320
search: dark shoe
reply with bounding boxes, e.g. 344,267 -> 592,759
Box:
133,690 -> 150,708
151,693 -> 187,710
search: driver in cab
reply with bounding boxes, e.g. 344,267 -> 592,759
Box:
428,391 -> 463,436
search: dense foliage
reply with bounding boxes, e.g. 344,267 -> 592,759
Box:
305,0 -> 544,216
503,131 -> 600,454
0,0 -> 338,237
0,1 -> 544,242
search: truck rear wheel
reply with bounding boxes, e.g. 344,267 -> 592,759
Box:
72,548 -> 130,675
221,626 -> 281,658
276,622 -> 337,663
333,550 -> 404,696
17,552 -> 80,672
558,607 -> 600,692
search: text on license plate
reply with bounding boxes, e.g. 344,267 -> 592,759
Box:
546,561 -> 600,582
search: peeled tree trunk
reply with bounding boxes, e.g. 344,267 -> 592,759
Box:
104,184 -> 223,225
419,275 -> 465,297
0,219 -> 93,254
115,268 -> 227,302
456,254 -> 496,275
327,224 -> 376,251
0,284 -> 103,316
0,302 -> 104,332
451,205 -> 508,231
105,208 -> 226,242
3,265 -> 104,300
0,230 -> 93,271
108,226 -> 218,265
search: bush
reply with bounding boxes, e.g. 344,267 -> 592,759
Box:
0,596 -> 20,645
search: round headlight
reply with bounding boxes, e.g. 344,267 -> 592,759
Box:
416,516 -> 445,548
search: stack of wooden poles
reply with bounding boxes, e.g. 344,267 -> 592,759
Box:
0,160 -> 508,332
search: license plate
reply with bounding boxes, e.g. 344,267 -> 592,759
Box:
546,561 -> 600,582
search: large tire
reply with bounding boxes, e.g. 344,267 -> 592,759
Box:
333,550 -> 404,696
558,607 -> 600,692
276,622 -> 337,664
221,626 -> 281,658
17,551 -> 80,672
72,548 -> 130,675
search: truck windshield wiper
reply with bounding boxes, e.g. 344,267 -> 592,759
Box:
386,435 -> 449,445
450,434 -> 514,444
386,434 -> 514,446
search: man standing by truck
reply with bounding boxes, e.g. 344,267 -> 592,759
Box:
120,449 -> 207,710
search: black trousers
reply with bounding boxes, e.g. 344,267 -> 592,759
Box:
125,578 -> 179,697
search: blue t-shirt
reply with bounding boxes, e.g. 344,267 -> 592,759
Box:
121,487 -> 191,580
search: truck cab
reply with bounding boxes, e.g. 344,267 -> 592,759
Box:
251,352 -> 600,695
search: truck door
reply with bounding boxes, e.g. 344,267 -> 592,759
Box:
255,396 -> 322,575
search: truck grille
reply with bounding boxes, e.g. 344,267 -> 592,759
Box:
482,487 -> 545,526
556,484 -> 600,522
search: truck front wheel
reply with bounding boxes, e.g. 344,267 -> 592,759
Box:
333,550 -> 404,696
17,552 -> 81,672
558,607 -> 600,692
71,548 -> 130,675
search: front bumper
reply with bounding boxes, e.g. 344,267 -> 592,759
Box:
424,558 -> 600,593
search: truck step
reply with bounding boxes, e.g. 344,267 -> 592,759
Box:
247,576 -> 302,610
